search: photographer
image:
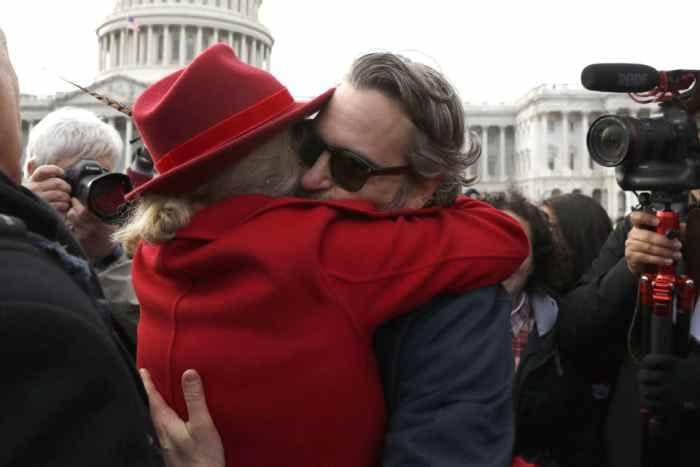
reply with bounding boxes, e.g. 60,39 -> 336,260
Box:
558,203 -> 700,467
24,107 -> 137,306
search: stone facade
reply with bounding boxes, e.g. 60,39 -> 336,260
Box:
465,84 -> 659,218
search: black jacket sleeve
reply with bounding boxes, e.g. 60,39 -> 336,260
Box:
557,216 -> 638,370
0,239 -> 162,467
375,286 -> 514,467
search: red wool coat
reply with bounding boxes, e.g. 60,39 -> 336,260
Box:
135,195 -> 527,467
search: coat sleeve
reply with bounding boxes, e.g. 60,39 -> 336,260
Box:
0,244 -> 163,467
374,286 -> 514,467
321,199 -> 529,330
557,216 -> 638,370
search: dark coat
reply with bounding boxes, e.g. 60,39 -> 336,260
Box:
513,293 -> 606,467
375,286 -> 514,467
557,216 -> 700,467
0,172 -> 162,467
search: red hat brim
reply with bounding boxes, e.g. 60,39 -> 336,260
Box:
125,87 -> 334,200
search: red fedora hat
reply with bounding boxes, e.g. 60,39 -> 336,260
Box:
125,43 -> 334,200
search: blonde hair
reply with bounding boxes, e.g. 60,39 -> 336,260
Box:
115,130 -> 301,255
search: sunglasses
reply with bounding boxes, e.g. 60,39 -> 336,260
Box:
294,121 -> 411,192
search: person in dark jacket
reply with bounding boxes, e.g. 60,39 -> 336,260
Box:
558,203 -> 700,467
485,191 -> 612,467
0,27 -> 163,467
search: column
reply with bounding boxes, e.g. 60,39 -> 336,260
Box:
120,28 -> 127,67
562,112 -> 569,175
147,25 -> 155,65
109,32 -> 116,68
228,30 -> 234,49
132,30 -> 139,65
581,112 -> 591,176
480,126 -> 488,182
98,36 -> 104,71
531,114 -> 539,178
125,118 -> 133,167
241,36 -> 248,64
196,27 -> 204,55
163,25 -> 171,65
499,126 -> 506,180
213,28 -> 220,44
179,25 -> 186,66
540,113 -> 548,176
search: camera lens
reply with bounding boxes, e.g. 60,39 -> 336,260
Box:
587,115 -> 632,167
87,173 -> 133,223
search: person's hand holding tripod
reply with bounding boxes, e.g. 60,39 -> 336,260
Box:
626,209 -> 700,415
625,211 -> 683,277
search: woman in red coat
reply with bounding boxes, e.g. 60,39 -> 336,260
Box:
119,44 -> 528,467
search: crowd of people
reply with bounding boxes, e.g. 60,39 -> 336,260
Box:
2,25 -> 700,467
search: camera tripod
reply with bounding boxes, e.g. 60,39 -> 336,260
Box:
635,192 -> 696,467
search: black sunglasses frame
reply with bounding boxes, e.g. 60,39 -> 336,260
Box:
294,121 -> 411,192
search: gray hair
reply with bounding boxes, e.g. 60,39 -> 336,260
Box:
115,129 -> 302,255
26,107 -> 123,170
347,53 -> 480,207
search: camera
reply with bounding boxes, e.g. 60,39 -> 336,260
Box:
582,64 -> 700,193
64,160 -> 133,223
127,146 -> 155,189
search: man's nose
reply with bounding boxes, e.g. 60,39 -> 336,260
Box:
300,152 -> 334,191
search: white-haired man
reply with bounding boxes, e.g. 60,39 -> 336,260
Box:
25,107 -> 136,306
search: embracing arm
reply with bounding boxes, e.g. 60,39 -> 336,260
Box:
321,197 -> 528,329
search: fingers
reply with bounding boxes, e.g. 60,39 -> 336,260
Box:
625,226 -> 682,275
181,369 -> 216,431
630,211 -> 659,229
28,164 -> 65,182
140,369 -> 169,415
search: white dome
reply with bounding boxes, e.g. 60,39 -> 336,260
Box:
97,0 -> 273,82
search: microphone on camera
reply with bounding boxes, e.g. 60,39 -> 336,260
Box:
581,63 -> 660,93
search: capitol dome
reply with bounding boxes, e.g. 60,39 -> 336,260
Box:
97,0 -> 273,82
20,0 -> 274,172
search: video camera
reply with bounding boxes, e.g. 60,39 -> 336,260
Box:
581,63 -> 700,193
64,160 -> 133,224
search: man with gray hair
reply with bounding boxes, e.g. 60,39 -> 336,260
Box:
25,107 -> 137,306
298,51 -> 514,467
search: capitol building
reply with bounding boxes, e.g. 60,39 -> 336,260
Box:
19,0 -> 273,173
19,0 -> 644,217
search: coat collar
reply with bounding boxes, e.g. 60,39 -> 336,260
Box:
531,292 -> 558,337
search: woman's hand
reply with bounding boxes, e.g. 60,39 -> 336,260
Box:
140,369 -> 225,467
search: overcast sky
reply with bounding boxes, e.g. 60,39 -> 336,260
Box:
1,1 -> 698,103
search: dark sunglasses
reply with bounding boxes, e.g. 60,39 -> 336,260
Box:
293,121 -> 411,192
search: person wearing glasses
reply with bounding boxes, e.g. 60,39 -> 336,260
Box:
118,44 -> 527,467
297,53 -> 521,467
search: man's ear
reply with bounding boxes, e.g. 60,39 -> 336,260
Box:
26,159 -> 36,177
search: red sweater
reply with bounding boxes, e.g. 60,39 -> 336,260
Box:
135,195 -> 527,467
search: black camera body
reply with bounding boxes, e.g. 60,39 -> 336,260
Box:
64,160 -> 132,223
587,105 -> 700,192
582,64 -> 700,193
